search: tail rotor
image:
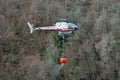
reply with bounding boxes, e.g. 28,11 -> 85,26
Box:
27,22 -> 34,33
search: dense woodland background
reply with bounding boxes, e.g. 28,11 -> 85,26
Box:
0,0 -> 120,80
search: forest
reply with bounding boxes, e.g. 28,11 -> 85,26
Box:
0,0 -> 120,80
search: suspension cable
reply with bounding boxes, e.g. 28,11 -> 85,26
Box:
62,33 -> 65,56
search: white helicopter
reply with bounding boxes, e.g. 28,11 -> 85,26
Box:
27,19 -> 78,64
27,19 -> 79,35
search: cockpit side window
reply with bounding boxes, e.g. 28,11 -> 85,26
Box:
68,23 -> 75,29
68,26 -> 73,29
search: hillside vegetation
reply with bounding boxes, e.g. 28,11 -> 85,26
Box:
0,0 -> 120,80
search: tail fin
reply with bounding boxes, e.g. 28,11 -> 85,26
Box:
27,22 -> 34,33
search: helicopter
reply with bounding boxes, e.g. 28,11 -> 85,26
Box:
27,19 -> 79,64
27,19 -> 78,35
